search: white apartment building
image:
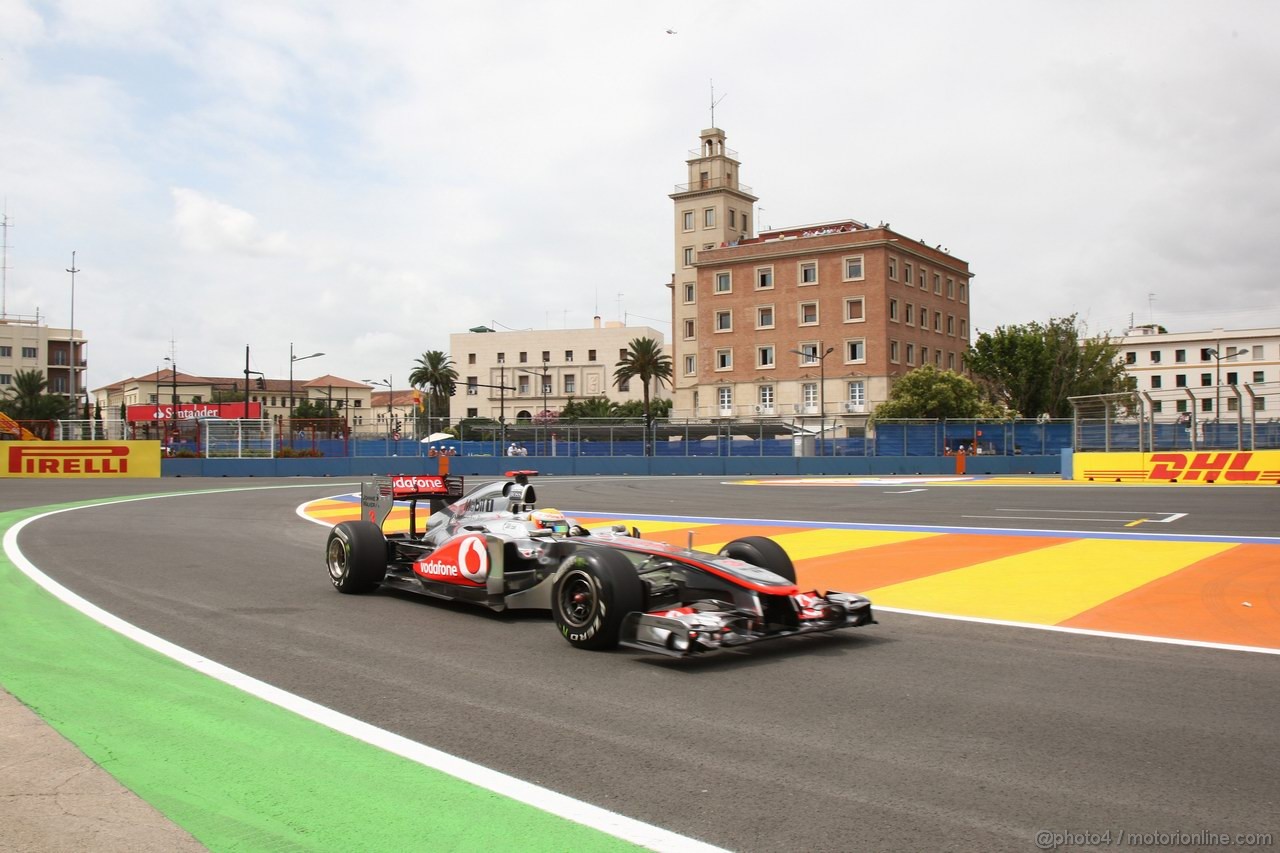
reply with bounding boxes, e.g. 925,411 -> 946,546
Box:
449,319 -> 667,421
1116,325 -> 1279,419
0,314 -> 88,408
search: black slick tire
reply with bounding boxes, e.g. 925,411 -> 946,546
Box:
552,549 -> 644,650
718,536 -> 797,583
326,520 -> 387,594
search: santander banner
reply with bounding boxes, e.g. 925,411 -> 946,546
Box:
126,402 -> 263,422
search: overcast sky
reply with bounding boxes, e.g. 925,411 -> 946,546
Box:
2,0 -> 1278,393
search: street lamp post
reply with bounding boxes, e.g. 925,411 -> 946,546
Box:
516,365 -> 552,454
66,251 -> 80,418
790,344 -> 834,456
289,343 -> 325,443
363,377 -> 394,453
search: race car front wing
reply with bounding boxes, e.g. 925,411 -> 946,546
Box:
619,592 -> 875,657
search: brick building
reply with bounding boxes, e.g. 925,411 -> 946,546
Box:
669,128 -> 972,430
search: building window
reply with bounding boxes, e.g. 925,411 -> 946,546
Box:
948,352 -> 956,370
921,346 -> 929,364
960,319 -> 968,338
718,386 -> 732,411
758,385 -> 774,411
888,257 -> 898,280
729,209 -> 737,228
1152,400 -> 1163,413
935,349 -> 942,366
890,340 -> 900,363
704,208 -> 715,227
1254,371 -> 1266,383
845,339 -> 866,362
683,283 -> 695,303
847,381 -> 865,411
947,315 -> 955,336
21,346 -> 37,358
799,302 -> 819,325
715,272 -> 731,293
564,374 -> 576,395
518,376 -> 530,395
588,349 -> 597,362
1255,397 -> 1267,411
519,351 -> 528,363
934,312 -> 942,333
0,346 -> 10,357
1201,398 -> 1213,412
1253,345 -> 1264,359
1151,375 -> 1163,389
757,267 -> 774,289
843,256 -> 864,281
1175,349 -> 1187,363
1200,348 -> 1214,362
903,263 -> 913,286
800,262 -> 817,284
683,210 -> 694,230
905,303 -> 914,325
757,346 -> 775,368
801,383 -> 817,411
564,350 -> 574,362
683,247 -> 694,266
933,273 -> 942,294
683,319 -> 695,339
1201,373 -> 1212,386
1150,351 -> 1162,363
844,297 -> 864,322
1175,399 -> 1187,413
716,348 -> 732,370
889,298 -> 899,322
757,306 -> 774,329
1125,352 -> 1137,365
0,374 -> 10,386
919,307 -> 929,330
1227,371 -> 1238,385
684,355 -> 697,376
542,351 -> 550,362
715,310 -> 733,332
796,343 -> 820,362
906,343 -> 915,365
496,352 -> 505,364
1175,374 -> 1187,387
947,278 -> 955,299
959,282 -> 967,303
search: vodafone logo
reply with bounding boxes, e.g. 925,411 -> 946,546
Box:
458,536 -> 489,581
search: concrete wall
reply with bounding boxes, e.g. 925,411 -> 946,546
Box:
163,454 -> 1061,478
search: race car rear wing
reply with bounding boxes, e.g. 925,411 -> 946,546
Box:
361,474 -> 465,532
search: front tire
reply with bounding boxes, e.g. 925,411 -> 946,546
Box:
718,536 -> 797,583
552,549 -> 645,650
326,520 -> 387,594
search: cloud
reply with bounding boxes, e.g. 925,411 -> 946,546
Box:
171,188 -> 291,255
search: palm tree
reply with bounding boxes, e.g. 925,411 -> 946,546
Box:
613,337 -> 673,455
408,350 -> 458,434
1,369 -> 66,421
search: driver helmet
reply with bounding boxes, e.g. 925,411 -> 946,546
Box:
529,508 -> 569,534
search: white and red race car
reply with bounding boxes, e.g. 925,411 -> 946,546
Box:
325,471 -> 875,656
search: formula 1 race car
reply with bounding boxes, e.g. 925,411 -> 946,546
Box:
324,471 -> 875,656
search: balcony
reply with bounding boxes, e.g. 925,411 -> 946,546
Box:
673,176 -> 754,194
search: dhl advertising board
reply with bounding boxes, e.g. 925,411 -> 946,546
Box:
1,442 -> 162,478
1074,450 -> 1280,484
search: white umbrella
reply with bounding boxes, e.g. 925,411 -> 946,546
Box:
420,432 -> 452,443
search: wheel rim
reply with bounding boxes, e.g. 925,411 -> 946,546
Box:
327,538 -> 348,581
557,569 -> 597,628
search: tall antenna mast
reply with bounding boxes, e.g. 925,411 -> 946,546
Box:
1,204 -> 11,318
709,80 -> 727,127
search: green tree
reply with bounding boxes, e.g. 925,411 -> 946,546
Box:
0,369 -> 66,421
613,337 -> 673,454
872,365 -> 1006,420
560,396 -> 615,421
966,314 -> 1127,419
408,350 -> 458,433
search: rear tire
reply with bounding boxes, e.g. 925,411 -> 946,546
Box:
326,521 -> 387,594
718,536 -> 797,583
552,549 -> 645,650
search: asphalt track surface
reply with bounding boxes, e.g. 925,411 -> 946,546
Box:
6,476 -> 1280,852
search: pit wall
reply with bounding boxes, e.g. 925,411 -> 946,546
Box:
161,454 -> 1061,479
1071,450 -> 1280,484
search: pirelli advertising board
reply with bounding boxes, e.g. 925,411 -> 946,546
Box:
1073,450 -> 1280,484
1,441 -> 162,479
